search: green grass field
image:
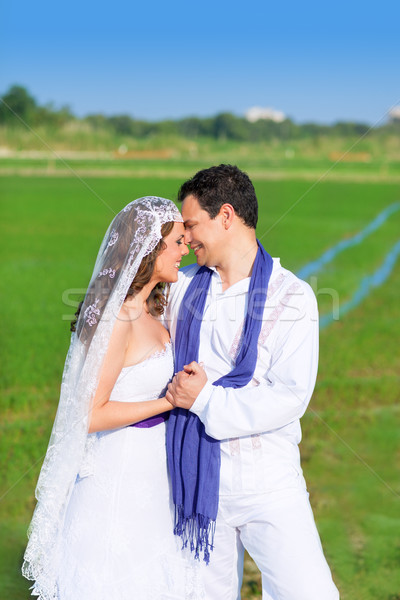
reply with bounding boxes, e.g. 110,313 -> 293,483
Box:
1,168 -> 400,599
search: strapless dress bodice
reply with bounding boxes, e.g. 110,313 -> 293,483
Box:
109,341 -> 174,403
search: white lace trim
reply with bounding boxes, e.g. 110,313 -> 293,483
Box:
120,341 -> 172,371
107,229 -> 119,246
98,267 -> 116,279
83,298 -> 100,326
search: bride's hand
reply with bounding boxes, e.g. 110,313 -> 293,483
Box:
166,361 -> 207,409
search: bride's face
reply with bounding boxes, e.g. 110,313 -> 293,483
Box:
153,221 -> 189,283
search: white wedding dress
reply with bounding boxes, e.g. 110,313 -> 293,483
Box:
57,342 -> 203,599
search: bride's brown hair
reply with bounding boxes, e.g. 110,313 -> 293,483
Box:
71,220 -> 174,332
125,220 -> 174,316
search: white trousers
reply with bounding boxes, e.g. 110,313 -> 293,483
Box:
199,487 -> 339,600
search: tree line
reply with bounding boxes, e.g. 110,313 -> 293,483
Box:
1,84 -> 398,141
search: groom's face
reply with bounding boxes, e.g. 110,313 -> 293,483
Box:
181,194 -> 224,267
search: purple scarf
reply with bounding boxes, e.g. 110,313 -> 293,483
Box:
166,241 -> 273,563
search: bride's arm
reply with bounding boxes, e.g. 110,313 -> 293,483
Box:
88,317 -> 172,433
89,397 -> 172,433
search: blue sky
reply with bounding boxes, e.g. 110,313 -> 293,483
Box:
1,0 -> 399,124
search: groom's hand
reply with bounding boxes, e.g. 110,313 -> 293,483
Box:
166,361 -> 207,409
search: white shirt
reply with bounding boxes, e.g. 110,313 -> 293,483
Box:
165,258 -> 319,496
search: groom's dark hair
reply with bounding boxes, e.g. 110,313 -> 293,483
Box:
177,164 -> 258,229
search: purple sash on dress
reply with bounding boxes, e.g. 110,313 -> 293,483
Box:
129,413 -> 169,428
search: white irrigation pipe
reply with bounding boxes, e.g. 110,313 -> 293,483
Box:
297,202 -> 400,280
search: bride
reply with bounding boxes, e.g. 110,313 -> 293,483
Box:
22,197 -> 203,599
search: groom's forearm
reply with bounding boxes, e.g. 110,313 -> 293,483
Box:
190,308 -> 318,440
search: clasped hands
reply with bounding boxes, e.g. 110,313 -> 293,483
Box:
166,361 -> 207,410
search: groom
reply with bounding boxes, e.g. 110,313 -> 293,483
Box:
165,165 -> 339,600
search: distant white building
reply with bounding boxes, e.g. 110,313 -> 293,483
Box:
388,106 -> 400,121
245,106 -> 286,123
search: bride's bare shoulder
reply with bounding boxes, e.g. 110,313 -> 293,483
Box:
116,301 -> 143,334
111,305 -> 134,338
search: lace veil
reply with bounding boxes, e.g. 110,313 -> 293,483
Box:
22,196 -> 183,599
